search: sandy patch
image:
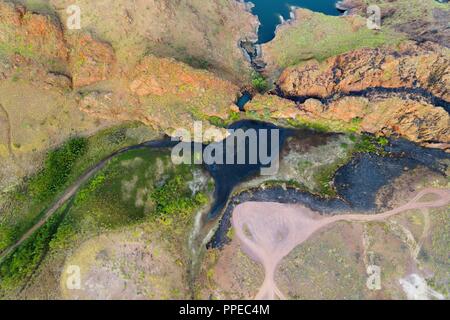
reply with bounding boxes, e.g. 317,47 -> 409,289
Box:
61,229 -> 189,300
231,188 -> 450,299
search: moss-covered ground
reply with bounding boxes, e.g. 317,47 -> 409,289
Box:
0,144 -> 213,297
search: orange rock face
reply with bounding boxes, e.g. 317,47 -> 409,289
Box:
278,41 -> 450,101
129,56 -> 238,100
0,2 -> 239,137
0,2 -> 68,64
67,33 -> 116,88
0,2 -> 115,88
298,96 -> 449,150
274,41 -> 450,150
79,55 -> 239,138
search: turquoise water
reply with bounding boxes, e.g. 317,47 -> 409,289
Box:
246,0 -> 340,43
236,91 -> 252,110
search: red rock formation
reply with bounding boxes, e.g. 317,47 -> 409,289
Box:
278,41 -> 449,101
67,33 -> 116,88
0,2 -> 68,64
299,96 -> 450,150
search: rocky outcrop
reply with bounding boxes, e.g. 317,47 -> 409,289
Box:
0,1 -> 242,147
67,33 -> 116,88
298,96 -> 450,150
129,56 -> 238,100
79,55 -> 239,141
48,0 -> 258,83
278,41 -> 449,102
274,41 -> 450,150
260,8 -> 402,82
79,91 -> 231,143
246,93 -> 449,151
245,94 -> 300,119
0,2 -> 116,88
0,2 -> 68,66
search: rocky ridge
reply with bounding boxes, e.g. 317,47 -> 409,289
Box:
263,40 -> 449,150
277,41 -> 449,101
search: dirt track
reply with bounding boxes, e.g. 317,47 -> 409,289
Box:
0,143 -> 159,263
232,188 -> 450,300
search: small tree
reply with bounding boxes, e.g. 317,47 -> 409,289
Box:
251,72 -> 268,93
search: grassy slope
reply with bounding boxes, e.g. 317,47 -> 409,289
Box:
262,9 -> 403,76
0,146 -> 213,297
263,0 -> 447,74
0,124 -> 159,253
360,0 -> 448,27
45,0 -> 256,83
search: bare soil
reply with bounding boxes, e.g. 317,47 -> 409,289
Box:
232,188 -> 450,299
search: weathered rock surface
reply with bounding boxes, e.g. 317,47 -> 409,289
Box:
129,56 -> 237,101
0,1 -> 241,154
278,41 -> 450,101
0,2 -> 68,66
273,39 -> 450,151
299,96 -> 450,150
245,94 -> 300,119
49,0 -> 258,83
246,93 -> 449,150
79,55 -> 238,141
0,2 -> 117,88
67,33 -> 116,88
0,2 -> 117,187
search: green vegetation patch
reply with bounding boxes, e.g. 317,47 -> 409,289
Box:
0,201 -> 71,295
67,147 -> 210,230
152,174 -> 209,220
285,118 -> 332,133
0,124 -> 158,253
251,72 -> 269,93
0,146 -> 212,296
29,137 -> 88,201
353,134 -> 389,155
263,10 -> 403,70
0,35 -> 35,60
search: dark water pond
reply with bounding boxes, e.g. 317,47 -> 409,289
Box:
201,121 -> 450,248
202,120 -> 291,218
64,119 -> 449,250
142,120 -> 448,222
245,0 -> 340,43
236,91 -> 253,110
